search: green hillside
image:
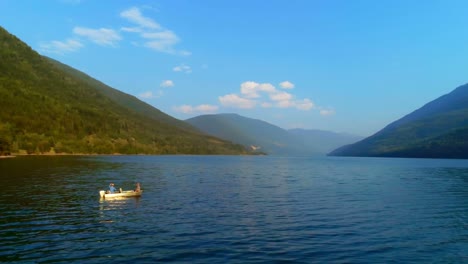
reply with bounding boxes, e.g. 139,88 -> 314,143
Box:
45,57 -> 194,130
329,83 -> 468,158
385,127 -> 468,158
0,26 -> 248,155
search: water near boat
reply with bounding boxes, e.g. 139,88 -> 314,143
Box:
1,155 -> 467,263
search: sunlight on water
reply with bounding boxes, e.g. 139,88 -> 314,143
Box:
0,156 -> 467,263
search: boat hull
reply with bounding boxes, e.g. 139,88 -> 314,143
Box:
99,190 -> 143,198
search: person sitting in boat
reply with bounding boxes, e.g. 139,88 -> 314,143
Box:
134,182 -> 141,192
108,183 -> 116,194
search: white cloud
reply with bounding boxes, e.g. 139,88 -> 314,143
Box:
319,108 -> 335,116
258,83 -> 276,93
39,6 -> 189,55
120,7 -> 161,29
296,99 -> 315,110
145,41 -> 175,54
270,91 -> 293,102
120,7 -> 190,55
160,80 -> 174,88
196,104 -> 219,113
279,81 -> 295,89
276,100 -> 295,108
73,27 -> 121,46
219,94 -> 256,109
121,27 -> 142,33
240,81 -> 261,98
40,27 -> 120,54
138,90 -> 163,99
39,38 -> 83,54
138,91 -> 154,99
141,30 -> 178,40
142,30 -> 180,53
173,105 -> 192,114
173,64 -> 192,73
240,81 -> 276,98
173,104 -> 219,114
273,97 -> 314,110
218,80 -> 319,112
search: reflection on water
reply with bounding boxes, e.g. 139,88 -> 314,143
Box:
98,197 -> 141,225
0,155 -> 468,263
99,196 -> 141,209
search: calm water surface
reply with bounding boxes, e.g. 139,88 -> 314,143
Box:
0,155 -> 467,263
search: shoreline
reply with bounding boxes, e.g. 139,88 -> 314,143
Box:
0,155 -> 16,159
1,152 -> 257,158
4,153 -> 123,157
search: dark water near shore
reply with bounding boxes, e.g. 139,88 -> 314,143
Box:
1,155 -> 468,263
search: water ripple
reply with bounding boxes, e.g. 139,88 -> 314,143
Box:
1,156 -> 468,263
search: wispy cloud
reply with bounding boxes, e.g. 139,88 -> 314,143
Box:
121,27 -> 143,33
173,104 -> 219,114
319,108 -> 335,116
138,80 -> 173,99
120,7 -> 161,29
219,94 -> 257,109
120,7 -> 190,55
73,27 -> 121,46
40,6 -> 189,56
296,99 -> 314,110
138,90 -> 163,99
40,26 -> 120,54
144,30 -> 179,53
160,80 -> 174,87
173,64 -> 192,73
39,38 -> 83,54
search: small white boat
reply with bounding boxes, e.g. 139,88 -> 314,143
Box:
99,190 -> 143,198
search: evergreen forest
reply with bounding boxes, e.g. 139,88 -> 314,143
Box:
0,26 -> 248,155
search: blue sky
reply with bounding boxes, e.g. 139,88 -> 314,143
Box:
2,0 -> 468,136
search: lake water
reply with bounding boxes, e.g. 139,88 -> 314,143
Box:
0,155 -> 467,263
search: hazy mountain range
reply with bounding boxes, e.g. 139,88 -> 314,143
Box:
186,114 -> 363,156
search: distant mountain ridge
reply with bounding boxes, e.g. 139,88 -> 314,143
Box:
288,128 -> 363,154
187,114 -> 294,155
186,113 -> 362,156
0,26 -> 248,155
329,83 -> 468,158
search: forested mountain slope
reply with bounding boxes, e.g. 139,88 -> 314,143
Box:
45,57 -> 194,131
329,83 -> 468,158
0,26 -> 248,155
